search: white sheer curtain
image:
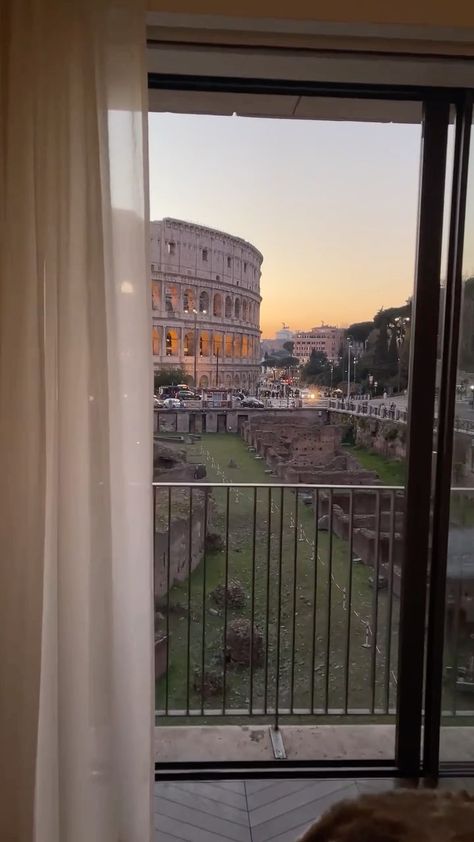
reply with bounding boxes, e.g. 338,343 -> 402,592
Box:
0,2 -> 153,840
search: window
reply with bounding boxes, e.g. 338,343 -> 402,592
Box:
244,262 -> 247,273
227,256 -> 231,268
202,248 -> 208,261
167,241 -> 176,255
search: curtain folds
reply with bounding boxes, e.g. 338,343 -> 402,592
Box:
0,2 -> 153,840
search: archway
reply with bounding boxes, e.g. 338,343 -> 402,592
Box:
199,331 -> 210,357
225,334 -> 233,357
241,335 -> 249,357
234,298 -> 241,319
213,292 -> 223,317
152,281 -> 160,311
152,326 -> 161,356
165,329 -> 179,356
225,296 -> 232,318
183,331 -> 194,357
183,288 -> 195,312
242,300 -> 248,321
199,290 -> 209,313
225,374 -> 232,388
234,373 -> 241,387
199,375 -> 209,389
165,284 -> 178,314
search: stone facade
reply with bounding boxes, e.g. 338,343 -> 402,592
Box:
151,218 -> 262,390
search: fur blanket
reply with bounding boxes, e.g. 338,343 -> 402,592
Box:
299,788 -> 474,842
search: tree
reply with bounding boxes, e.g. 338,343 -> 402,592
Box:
154,368 -> 191,391
283,340 -> 294,355
346,321 -> 373,344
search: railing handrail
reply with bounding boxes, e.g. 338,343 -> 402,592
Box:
152,481 -> 405,490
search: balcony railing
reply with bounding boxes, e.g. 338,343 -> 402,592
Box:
154,481 -> 405,724
154,481 -> 474,726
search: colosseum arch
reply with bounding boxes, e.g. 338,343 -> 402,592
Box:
165,328 -> 179,356
199,331 -> 210,357
225,295 -> 232,318
234,373 -> 241,387
242,300 -> 248,321
165,283 -> 179,314
234,298 -> 241,319
241,335 -> 249,357
233,335 -> 241,357
199,290 -> 209,313
183,330 -> 194,356
213,292 -> 223,317
213,333 -> 223,356
152,281 -> 160,311
199,375 -> 209,389
152,326 -> 161,356
225,334 -> 233,357
183,288 -> 195,312
225,374 -> 232,388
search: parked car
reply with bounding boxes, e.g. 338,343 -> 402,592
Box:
241,397 -> 265,408
177,390 -> 201,401
154,395 -> 164,408
163,397 -> 183,409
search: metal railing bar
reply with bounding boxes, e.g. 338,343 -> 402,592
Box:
290,489 -> 299,714
384,491 -> 396,714
153,481 -> 405,491
274,486 -> 284,730
222,487 -> 230,715
264,486 -> 272,715
343,489 -> 354,715
186,487 -> 193,716
249,486 -> 257,715
310,489 -> 319,715
166,487 -> 172,715
200,489 -> 209,716
324,489 -> 334,714
370,490 -> 382,714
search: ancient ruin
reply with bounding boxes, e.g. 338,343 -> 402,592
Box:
241,413 -> 404,578
153,437 -> 208,597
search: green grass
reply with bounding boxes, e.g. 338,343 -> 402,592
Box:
346,445 -> 406,486
155,434 -> 400,720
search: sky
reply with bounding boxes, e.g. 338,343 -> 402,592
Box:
149,112 -> 426,338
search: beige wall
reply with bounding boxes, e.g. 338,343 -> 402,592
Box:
146,1 -> 474,29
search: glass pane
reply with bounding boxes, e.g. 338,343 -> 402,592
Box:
440,114 -> 474,764
150,98 -> 423,764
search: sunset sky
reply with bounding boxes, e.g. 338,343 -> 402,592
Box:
149,112 -> 447,338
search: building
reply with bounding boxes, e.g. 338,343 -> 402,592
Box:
294,325 -> 345,364
275,324 -> 294,344
150,218 -> 262,390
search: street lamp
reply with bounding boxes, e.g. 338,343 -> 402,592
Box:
184,307 -> 206,388
346,338 -> 352,400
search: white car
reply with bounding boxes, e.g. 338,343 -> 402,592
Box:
163,397 -> 182,409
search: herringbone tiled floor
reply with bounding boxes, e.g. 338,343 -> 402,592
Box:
154,778 -> 393,841
154,777 -> 474,841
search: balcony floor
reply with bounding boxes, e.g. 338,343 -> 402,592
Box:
155,723 -> 474,764
154,776 -> 474,842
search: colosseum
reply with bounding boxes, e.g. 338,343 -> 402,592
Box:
151,218 -> 262,391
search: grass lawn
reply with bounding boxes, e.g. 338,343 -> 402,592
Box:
155,434 -> 400,721
345,445 -> 406,486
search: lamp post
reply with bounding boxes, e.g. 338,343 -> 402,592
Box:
184,307 -> 206,388
346,339 -> 352,401
215,345 -> 220,387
